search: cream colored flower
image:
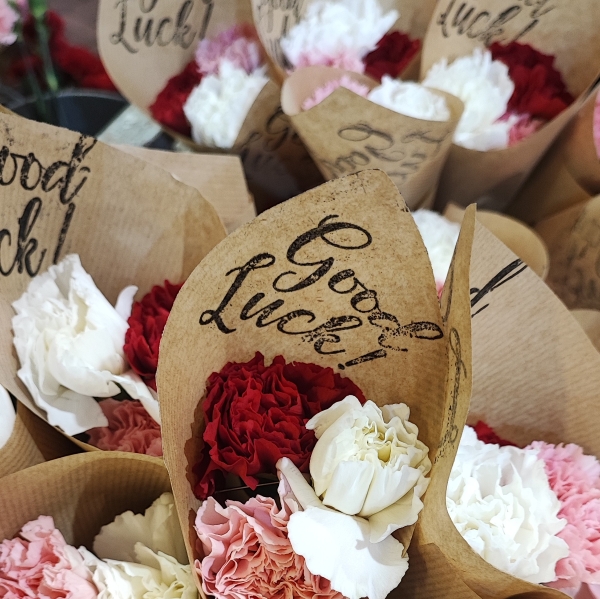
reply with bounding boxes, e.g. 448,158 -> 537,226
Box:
11,254 -> 158,436
0,383 -> 15,450
306,395 -> 431,542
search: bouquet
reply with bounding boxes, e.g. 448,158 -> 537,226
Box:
0,111 -> 225,455
157,171 -> 477,598
419,0 -> 600,212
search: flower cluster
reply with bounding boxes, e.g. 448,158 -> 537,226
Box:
0,493 -> 196,599
11,254 -> 181,456
192,354 -> 431,599
422,43 -> 573,150
281,0 -> 419,79
150,24 -> 267,148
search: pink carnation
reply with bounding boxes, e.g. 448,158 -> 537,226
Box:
293,49 -> 364,73
593,89 -> 600,160
0,0 -> 19,46
529,441 -> 600,589
0,516 -> 97,598
508,114 -> 545,146
87,399 -> 162,457
195,23 -> 263,76
302,75 -> 369,110
194,483 -> 342,599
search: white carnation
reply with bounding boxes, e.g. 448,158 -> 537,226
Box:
281,0 -> 398,68
368,78 -> 450,121
11,254 -> 158,436
447,426 -> 569,583
412,210 -> 460,292
423,48 -> 517,150
0,384 -> 15,450
183,60 -> 268,149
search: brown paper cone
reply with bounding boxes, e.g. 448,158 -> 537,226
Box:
0,405 -> 44,479
97,0 -> 324,212
281,66 -> 463,209
444,204 -> 549,279
114,145 -> 255,234
535,196 -> 600,310
0,111 -> 225,454
0,452 -> 170,549
420,0 -> 600,211
571,309 -> 600,352
251,0 -> 437,80
157,170 -> 475,593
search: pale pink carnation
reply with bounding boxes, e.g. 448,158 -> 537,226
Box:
529,441 -> 600,589
0,516 -> 98,598
508,113 -> 545,146
593,89 -> 600,160
194,482 -> 343,599
0,0 -> 19,46
302,75 -> 369,110
195,23 -> 263,76
87,399 -> 162,457
293,49 -> 364,73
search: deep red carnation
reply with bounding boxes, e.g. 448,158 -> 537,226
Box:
124,280 -> 183,391
193,352 -> 366,500
473,420 -> 517,447
149,61 -> 202,136
363,31 -> 421,82
490,41 -> 574,121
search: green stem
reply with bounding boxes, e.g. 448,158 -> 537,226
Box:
29,0 -> 59,93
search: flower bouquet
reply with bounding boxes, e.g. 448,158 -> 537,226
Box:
401,216 -> 600,597
0,110 -> 225,457
96,0 -> 323,212
279,65 -> 463,209
419,0 -> 600,212
156,170 -> 478,598
0,451 -> 199,598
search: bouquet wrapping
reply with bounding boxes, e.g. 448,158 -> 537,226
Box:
156,170 -> 477,597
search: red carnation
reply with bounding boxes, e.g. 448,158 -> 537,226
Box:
149,61 -> 202,136
124,280 -> 183,392
490,41 -> 574,121
473,421 -> 517,447
193,352 -> 366,500
363,31 -> 421,82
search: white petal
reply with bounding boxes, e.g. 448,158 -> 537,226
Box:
360,465 -> 422,517
276,457 -> 322,509
323,459 -> 374,515
114,371 -> 160,424
115,286 -> 138,321
0,384 -> 16,450
287,506 -> 408,599
94,493 -> 187,565
305,394 -> 361,438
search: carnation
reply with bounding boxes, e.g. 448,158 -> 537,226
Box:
0,384 -> 15,450
192,352 -> 366,499
423,48 -> 517,150
302,75 -> 369,110
183,60 -> 268,148
447,426 -> 569,583
368,78 -> 450,122
363,31 -> 421,81
0,516 -> 97,598
280,0 -> 398,70
412,210 -> 460,296
0,0 -> 19,46
87,399 -> 163,457
529,441 -> 600,589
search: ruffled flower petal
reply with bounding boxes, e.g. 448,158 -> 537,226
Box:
183,60 -> 268,148
302,75 -> 369,111
0,0 -> 19,46
368,78 -> 450,121
93,492 -> 187,566
0,384 -> 15,450
281,0 -> 398,70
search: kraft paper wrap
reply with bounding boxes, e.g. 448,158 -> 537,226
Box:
251,0 -> 437,82
114,145 -> 255,234
571,309 -> 600,352
420,0 -> 600,211
0,452 -> 171,550
158,170 -> 475,595
507,88 -> 600,225
281,66 -> 464,209
534,196 -> 600,310
0,111 -> 225,454
444,204 -> 549,279
410,220 -> 600,599
97,0 -> 323,212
